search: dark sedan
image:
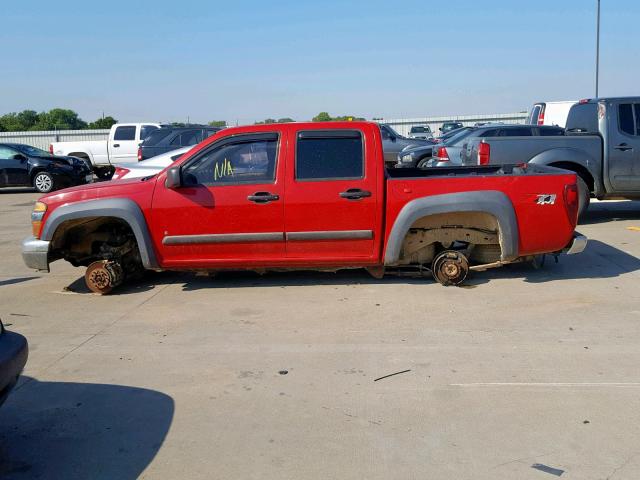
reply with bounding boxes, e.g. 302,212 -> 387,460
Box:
138,126 -> 222,161
0,320 -> 28,407
0,143 -> 93,193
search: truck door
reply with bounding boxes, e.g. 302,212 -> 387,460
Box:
150,132 -> 286,267
284,128 -> 379,263
109,125 -> 139,163
608,102 -> 640,191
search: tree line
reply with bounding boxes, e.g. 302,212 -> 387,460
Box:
0,109 -> 367,132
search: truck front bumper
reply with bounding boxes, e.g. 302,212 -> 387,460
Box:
22,236 -> 50,272
564,233 -> 588,255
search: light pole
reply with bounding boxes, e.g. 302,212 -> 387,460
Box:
595,0 -> 601,98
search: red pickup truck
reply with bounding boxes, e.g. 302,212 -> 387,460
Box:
22,122 -> 586,293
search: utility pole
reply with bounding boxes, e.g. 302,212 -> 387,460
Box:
595,0 -> 601,98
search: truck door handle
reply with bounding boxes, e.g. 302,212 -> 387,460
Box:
339,188 -> 372,200
247,191 -> 280,203
614,143 -> 633,151
113,144 -> 120,148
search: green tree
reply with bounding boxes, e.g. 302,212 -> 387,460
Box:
0,110 -> 39,131
31,108 -> 87,131
312,112 -> 332,122
277,118 -> 295,123
208,120 -> 227,127
311,112 -> 365,122
88,116 -> 118,129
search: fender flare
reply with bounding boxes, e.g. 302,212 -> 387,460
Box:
384,190 -> 519,265
528,147 -> 601,195
41,198 -> 159,269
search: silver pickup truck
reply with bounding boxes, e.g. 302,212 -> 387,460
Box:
461,97 -> 640,218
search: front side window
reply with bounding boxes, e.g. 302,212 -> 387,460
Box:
180,130 -> 200,146
296,131 -> 363,180
182,136 -> 278,186
114,126 -> 136,141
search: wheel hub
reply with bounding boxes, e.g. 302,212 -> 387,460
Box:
432,251 -> 469,286
85,260 -> 123,294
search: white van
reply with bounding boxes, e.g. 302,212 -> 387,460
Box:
528,101 -> 577,128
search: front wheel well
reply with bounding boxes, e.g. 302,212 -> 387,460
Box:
50,216 -> 142,269
68,152 -> 90,160
548,161 -> 594,194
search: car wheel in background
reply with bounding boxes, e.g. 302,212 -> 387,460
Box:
33,172 -> 55,193
417,158 -> 431,169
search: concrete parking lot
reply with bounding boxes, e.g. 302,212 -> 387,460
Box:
1,188 -> 640,479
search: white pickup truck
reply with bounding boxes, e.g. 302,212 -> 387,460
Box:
50,123 -> 161,178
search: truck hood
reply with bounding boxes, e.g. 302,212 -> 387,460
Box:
39,177 -> 152,204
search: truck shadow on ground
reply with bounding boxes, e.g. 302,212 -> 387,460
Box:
579,200 -> 640,225
61,237 -> 639,294
0,377 -> 174,480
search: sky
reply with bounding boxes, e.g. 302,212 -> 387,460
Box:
1,0 -> 638,124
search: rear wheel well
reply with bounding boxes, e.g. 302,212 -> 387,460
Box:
397,211 -> 502,266
68,152 -> 90,161
549,161 -> 594,194
50,217 -> 142,270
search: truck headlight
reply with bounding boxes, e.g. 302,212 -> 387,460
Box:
31,201 -> 47,238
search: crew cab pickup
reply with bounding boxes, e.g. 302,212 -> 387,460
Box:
461,97 -> 640,218
22,122 -> 586,293
50,123 -> 162,178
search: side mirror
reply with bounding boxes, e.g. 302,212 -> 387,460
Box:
165,166 -> 182,188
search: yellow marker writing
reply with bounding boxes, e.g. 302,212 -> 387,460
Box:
214,158 -> 234,181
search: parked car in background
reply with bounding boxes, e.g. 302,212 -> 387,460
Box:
112,146 -> 192,180
528,100 -> 577,127
22,121 -> 585,293
0,143 -> 93,193
462,97 -> 640,218
407,125 -> 434,140
439,121 -> 464,135
50,123 -> 162,178
138,126 -> 221,161
398,124 -> 564,168
0,319 -> 28,407
379,124 -> 434,166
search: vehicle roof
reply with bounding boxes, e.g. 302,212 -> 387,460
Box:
578,97 -> 640,103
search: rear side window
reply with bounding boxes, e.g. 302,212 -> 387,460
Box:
500,127 -> 533,137
141,125 -> 159,140
619,104 -> 636,136
479,129 -> 499,137
296,131 -> 363,180
539,127 -> 565,136
114,126 -> 136,141
143,129 -> 172,145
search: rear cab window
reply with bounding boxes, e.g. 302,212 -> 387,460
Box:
566,103 -> 598,133
295,130 -> 363,180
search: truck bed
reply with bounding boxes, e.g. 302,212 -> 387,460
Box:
385,163 -> 578,258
